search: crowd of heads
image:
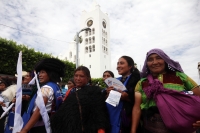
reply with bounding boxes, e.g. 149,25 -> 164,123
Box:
0,48 -> 199,133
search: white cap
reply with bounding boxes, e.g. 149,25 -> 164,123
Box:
15,71 -> 28,77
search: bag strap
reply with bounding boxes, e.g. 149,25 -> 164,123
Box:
45,82 -> 62,113
26,94 -> 37,114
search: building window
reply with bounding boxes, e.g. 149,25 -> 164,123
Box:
105,32 -> 107,38
89,30 -> 91,35
92,45 -> 95,52
102,30 -> 105,37
85,38 -> 88,45
69,51 -> 72,58
89,65 -> 91,68
92,28 -> 95,34
89,37 -> 91,44
89,54 -> 91,57
92,36 -> 95,43
85,31 -> 88,36
105,66 -> 106,69
89,46 -> 92,52
85,47 -> 88,53
74,55 -> 76,62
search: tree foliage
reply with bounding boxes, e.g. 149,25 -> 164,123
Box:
0,37 -> 107,86
91,78 -> 107,89
0,37 -> 75,83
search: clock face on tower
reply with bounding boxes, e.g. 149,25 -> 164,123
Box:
87,20 -> 93,27
102,21 -> 106,28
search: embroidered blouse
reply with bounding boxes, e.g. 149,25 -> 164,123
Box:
135,71 -> 198,110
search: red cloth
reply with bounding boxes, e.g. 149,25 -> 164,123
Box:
63,88 -> 72,101
98,129 -> 105,133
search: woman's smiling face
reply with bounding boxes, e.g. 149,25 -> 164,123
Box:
103,72 -> 112,81
147,53 -> 166,76
39,70 -> 50,84
117,57 -> 132,76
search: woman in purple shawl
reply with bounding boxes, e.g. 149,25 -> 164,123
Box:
131,48 -> 200,133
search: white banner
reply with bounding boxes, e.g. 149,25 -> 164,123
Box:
13,51 -> 24,133
34,72 -> 51,133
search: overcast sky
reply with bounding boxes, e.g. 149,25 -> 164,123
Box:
0,0 -> 200,84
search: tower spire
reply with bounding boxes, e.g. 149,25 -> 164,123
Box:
90,0 -> 100,11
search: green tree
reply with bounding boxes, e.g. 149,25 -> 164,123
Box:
0,37 -> 75,83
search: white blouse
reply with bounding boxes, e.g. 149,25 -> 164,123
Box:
33,85 -> 54,112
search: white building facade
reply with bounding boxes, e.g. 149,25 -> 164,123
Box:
65,3 -> 111,78
198,62 -> 200,79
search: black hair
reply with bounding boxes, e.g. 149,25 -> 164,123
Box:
103,70 -> 114,78
120,55 -> 141,76
45,69 -> 61,83
74,66 -> 91,80
28,71 -> 35,78
35,58 -> 66,77
0,79 -> 8,87
68,78 -> 76,85
34,58 -> 66,84
120,56 -> 135,72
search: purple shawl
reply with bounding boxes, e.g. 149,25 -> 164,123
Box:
141,48 -> 183,78
143,74 -> 200,133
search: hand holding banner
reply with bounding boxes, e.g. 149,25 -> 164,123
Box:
104,77 -> 127,91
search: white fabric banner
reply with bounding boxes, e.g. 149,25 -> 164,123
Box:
28,76 -> 36,85
0,103 -> 14,119
13,51 -> 24,133
34,72 -> 51,133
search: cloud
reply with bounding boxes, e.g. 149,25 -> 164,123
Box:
0,0 -> 199,83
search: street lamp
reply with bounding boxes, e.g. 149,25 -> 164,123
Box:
75,27 -> 91,68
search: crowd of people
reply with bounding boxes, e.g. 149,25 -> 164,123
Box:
0,48 -> 200,133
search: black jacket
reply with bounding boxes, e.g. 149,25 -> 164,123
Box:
50,85 -> 110,133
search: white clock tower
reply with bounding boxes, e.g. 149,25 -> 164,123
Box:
76,3 -> 111,78
63,2 -> 111,78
